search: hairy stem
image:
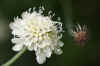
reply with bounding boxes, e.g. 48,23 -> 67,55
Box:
1,46 -> 27,66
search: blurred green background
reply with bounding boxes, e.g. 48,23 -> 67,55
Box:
0,0 -> 99,66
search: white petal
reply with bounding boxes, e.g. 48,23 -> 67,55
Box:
54,48 -> 63,55
11,38 -> 23,44
36,53 -> 46,64
33,44 -> 38,51
58,41 -> 64,47
27,43 -> 34,51
38,40 -> 50,48
43,47 -> 52,58
12,29 -> 25,36
21,12 -> 29,19
12,44 -> 23,51
9,21 -> 21,30
24,36 -> 33,46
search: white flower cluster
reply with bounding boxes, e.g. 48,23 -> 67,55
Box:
9,7 -> 64,64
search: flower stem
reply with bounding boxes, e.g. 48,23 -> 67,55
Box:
1,46 -> 27,66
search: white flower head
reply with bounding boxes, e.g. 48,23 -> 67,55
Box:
9,6 -> 64,64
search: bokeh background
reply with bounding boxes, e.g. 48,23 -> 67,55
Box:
0,0 -> 99,66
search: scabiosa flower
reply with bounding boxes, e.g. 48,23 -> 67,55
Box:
9,7 -> 64,64
71,24 -> 88,46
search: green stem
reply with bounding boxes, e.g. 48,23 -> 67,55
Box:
2,46 -> 27,66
